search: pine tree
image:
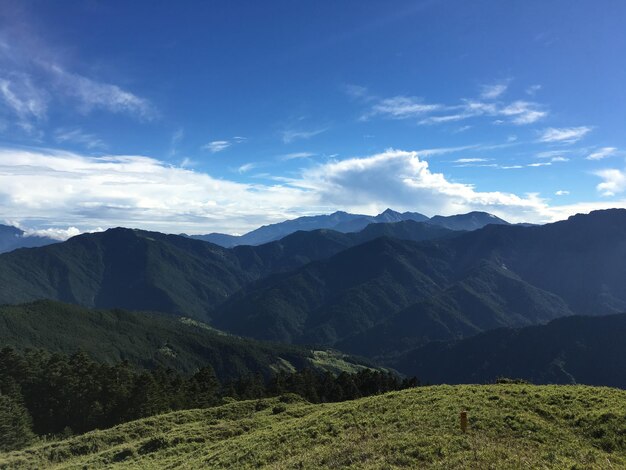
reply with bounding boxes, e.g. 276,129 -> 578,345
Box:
0,394 -> 36,451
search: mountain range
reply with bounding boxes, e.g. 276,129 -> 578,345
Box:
0,208 -> 625,364
189,209 -> 508,247
392,313 -> 626,388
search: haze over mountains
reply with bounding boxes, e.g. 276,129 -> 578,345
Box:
1,208 -> 625,370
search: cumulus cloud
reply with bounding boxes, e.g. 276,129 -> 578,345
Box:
539,127 -> 592,143
587,147 -> 617,160
2,146 -> 625,238
596,169 -> 626,196
23,226 -> 83,240
295,149 -> 552,221
555,190 -> 569,196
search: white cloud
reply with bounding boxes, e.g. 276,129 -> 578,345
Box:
364,96 -> 443,120
0,147 -> 314,236
296,149 -> 552,222
202,136 -> 246,153
587,147 -> 617,160
539,127 -> 592,143
454,158 -> 490,163
555,190 -> 569,196
3,146 -> 626,237
415,145 -> 480,157
527,162 -> 552,167
361,90 -> 546,126
480,82 -> 509,100
281,128 -> 327,144
23,226 -> 83,240
499,101 -> 547,124
203,140 -> 231,153
550,156 -> 569,162
596,168 -> 626,196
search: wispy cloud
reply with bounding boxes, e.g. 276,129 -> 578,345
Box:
0,74 -> 48,126
555,190 -> 569,196
0,32 -> 155,135
358,87 -> 547,126
44,64 -> 156,119
480,81 -> 509,100
202,136 -> 246,153
526,84 -> 542,96
363,96 -> 443,120
280,152 -> 316,160
281,128 -> 327,144
203,140 -> 231,153
539,126 -> 592,143
415,144 -> 480,157
587,147 -> 617,160
54,128 -> 106,150
237,163 -> 257,173
499,101 -> 547,124
453,158 -> 490,163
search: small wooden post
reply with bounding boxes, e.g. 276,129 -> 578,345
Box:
460,410 -> 468,433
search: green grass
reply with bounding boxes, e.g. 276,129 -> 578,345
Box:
2,384 -> 625,469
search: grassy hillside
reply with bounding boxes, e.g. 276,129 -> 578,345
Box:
2,384 -> 625,468
0,300 -> 373,379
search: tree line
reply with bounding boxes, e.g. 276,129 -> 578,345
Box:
0,347 -> 418,451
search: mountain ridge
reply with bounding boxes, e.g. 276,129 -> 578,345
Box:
190,209 -> 505,247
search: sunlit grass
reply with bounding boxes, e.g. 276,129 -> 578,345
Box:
2,384 -> 625,469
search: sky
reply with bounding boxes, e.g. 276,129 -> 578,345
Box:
0,0 -> 625,238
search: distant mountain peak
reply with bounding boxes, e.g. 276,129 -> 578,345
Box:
0,223 -> 57,254
380,208 -> 400,215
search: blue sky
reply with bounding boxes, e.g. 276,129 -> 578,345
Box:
0,0 -> 625,237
